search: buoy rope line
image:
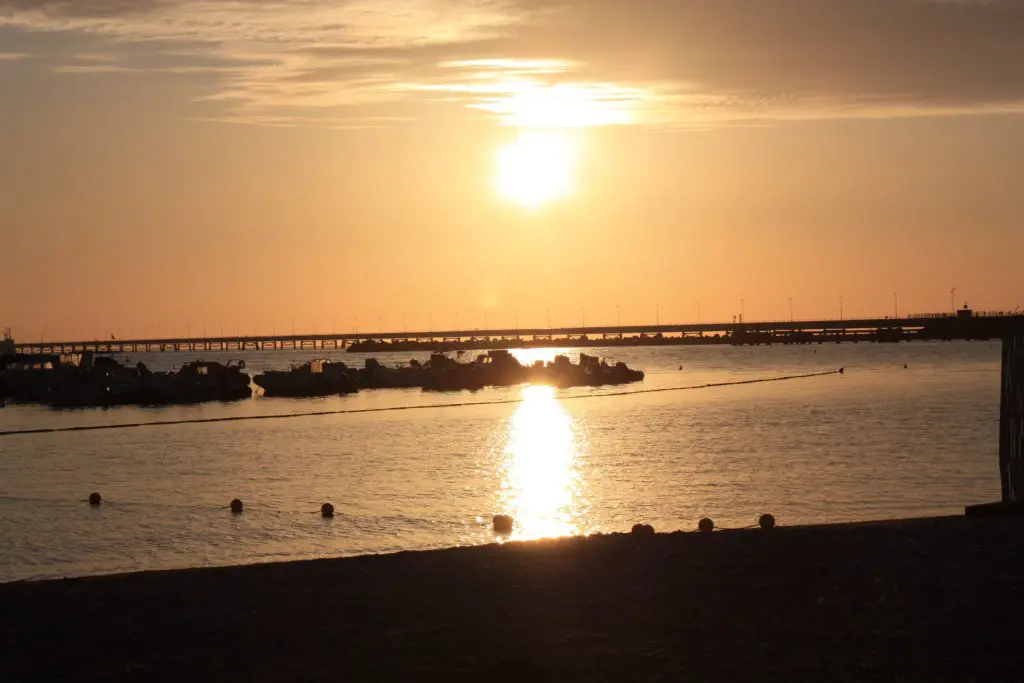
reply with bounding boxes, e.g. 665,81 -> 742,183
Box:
1,494 -> 779,536
0,368 -> 840,438
0,494 -> 363,516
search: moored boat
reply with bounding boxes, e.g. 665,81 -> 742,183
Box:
534,353 -> 645,388
356,358 -> 425,389
253,360 -> 358,398
3,353 -> 253,407
142,360 -> 252,404
419,350 -> 644,392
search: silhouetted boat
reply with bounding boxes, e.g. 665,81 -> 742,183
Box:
356,358 -> 427,389
137,360 -> 252,405
420,350 -> 644,392
421,353 -> 488,392
2,353 -> 252,407
0,353 -> 73,403
536,353 -> 645,388
253,360 -> 358,397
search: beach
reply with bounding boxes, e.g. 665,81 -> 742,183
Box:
3,516 -> 1023,682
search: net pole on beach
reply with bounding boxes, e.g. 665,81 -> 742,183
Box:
1000,332 -> 1024,503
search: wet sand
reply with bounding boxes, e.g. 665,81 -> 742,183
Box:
3,516 -> 1024,682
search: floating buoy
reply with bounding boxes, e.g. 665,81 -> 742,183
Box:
88,492 -> 102,506
759,513 -> 776,530
321,503 -> 335,518
631,523 -> 655,537
230,498 -> 244,514
698,517 -> 714,533
492,514 -> 514,534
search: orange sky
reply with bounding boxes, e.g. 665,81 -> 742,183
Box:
2,1 -> 1023,341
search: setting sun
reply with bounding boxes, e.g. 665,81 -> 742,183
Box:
496,131 -> 579,208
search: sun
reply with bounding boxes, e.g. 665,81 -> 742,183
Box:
496,131 -> 578,209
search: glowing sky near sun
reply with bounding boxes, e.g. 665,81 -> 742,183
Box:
2,0 -> 1024,339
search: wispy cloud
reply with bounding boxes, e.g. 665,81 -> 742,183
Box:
4,0 -> 1024,127
68,52 -> 120,62
0,51 -> 32,60
51,62 -> 133,73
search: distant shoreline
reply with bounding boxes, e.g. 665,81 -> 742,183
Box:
4,515 -> 1023,681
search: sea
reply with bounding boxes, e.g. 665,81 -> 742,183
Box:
0,341 -> 1002,583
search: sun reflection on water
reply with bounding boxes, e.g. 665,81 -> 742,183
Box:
498,385 -> 587,540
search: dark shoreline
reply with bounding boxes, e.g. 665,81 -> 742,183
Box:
3,516 -> 1024,682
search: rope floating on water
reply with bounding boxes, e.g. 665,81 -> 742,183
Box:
0,368 -> 841,437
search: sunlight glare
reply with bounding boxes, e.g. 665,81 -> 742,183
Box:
496,131 -> 578,208
499,385 -> 585,539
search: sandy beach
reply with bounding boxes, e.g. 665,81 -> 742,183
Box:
3,516 -> 1023,682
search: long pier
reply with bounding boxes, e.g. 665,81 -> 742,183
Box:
5,310 -> 1024,514
11,310 -> 1023,355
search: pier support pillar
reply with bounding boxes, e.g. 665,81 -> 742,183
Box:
966,331 -> 1024,517
1000,333 -> 1024,503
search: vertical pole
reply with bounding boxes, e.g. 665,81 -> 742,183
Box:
1000,333 -> 1024,502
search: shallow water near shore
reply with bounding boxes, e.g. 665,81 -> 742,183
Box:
0,341 -> 1001,582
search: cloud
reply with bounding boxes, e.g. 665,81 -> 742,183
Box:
3,0 -> 1024,127
517,0 -> 1024,109
0,51 -> 32,60
69,52 -> 120,62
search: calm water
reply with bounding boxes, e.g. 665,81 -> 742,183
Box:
0,342 -> 1001,582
